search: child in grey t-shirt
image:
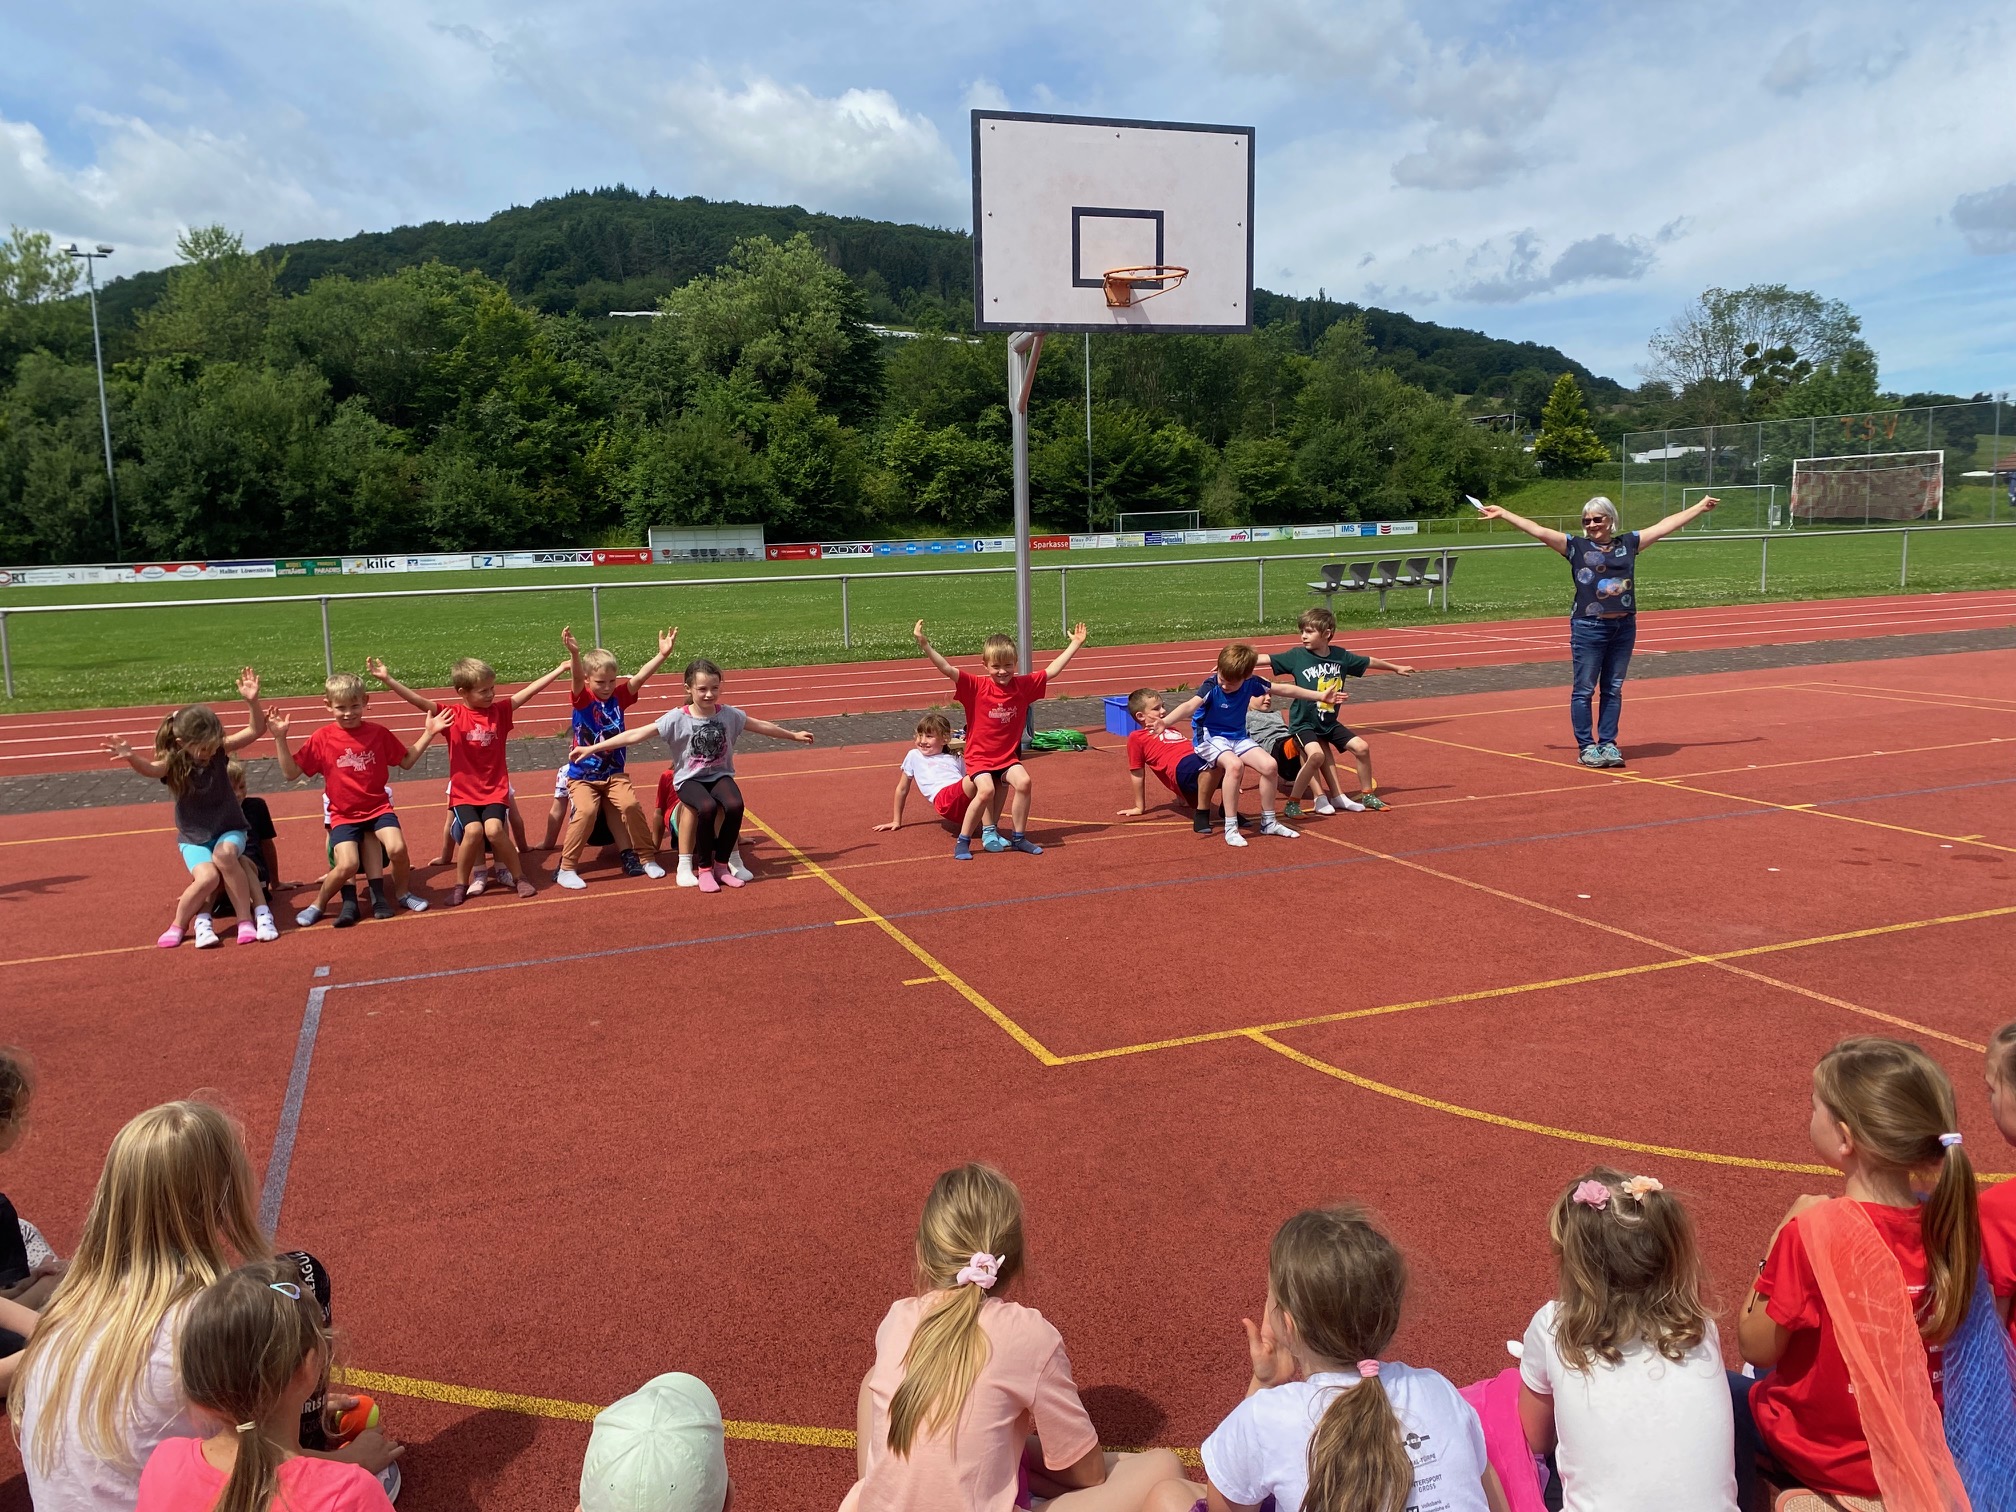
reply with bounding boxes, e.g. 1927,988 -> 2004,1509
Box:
567,657 -> 814,893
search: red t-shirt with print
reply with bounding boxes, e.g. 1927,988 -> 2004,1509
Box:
1749,1202 -> 1942,1498
956,669 -> 1046,773
1126,726 -> 1193,793
294,722 -> 407,824
1978,1179 -> 2016,1341
442,701 -> 514,805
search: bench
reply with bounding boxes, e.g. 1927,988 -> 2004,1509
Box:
1309,554 -> 1456,613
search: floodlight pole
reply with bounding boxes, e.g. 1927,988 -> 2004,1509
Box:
66,245 -> 120,558
1009,332 -> 1044,677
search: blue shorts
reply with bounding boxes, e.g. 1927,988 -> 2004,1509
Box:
1174,753 -> 1209,802
180,831 -> 249,872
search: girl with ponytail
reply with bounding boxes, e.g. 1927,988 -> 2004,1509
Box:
135,1259 -> 395,1512
840,1163 -> 1186,1511
1189,1205 -> 1506,1512
1739,1036 -> 1984,1505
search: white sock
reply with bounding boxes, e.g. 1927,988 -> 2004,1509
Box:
1314,794 -> 1336,814
727,851 -> 754,882
1224,812 -> 1238,832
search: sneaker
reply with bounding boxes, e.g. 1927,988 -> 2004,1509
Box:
236,921 -> 258,946
726,851 -> 755,883
676,861 -> 700,886
400,893 -> 428,914
1259,817 -> 1300,839
1284,800 -> 1304,819
981,828 -> 1010,853
642,860 -> 667,879
1313,795 -> 1337,815
620,850 -> 647,878
1224,827 -> 1248,848
695,867 -> 721,893
193,916 -> 221,949
1008,833 -> 1043,855
953,836 -> 974,861
447,884 -> 467,908
712,863 -> 744,889
555,869 -> 587,891
1358,793 -> 1389,811
1578,745 -> 1607,767
376,1462 -> 402,1505
1599,742 -> 1625,767
254,908 -> 279,942
295,905 -> 323,928
156,926 -> 184,949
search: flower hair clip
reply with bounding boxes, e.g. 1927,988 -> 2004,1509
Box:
1571,1180 -> 1611,1210
1620,1175 -> 1664,1202
955,1252 -> 1002,1290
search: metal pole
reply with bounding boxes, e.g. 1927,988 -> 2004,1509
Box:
1994,394 -> 2003,524
1,611 -> 11,698
1759,536 -> 1769,594
82,256 -> 120,559
1084,333 -> 1094,532
1900,529 -> 1909,587
1257,557 -> 1265,624
841,575 -> 851,648
1009,333 -> 1043,678
591,585 -> 602,650
319,597 -> 332,678
1441,550 -> 1451,610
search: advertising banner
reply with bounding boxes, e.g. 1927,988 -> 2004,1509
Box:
971,536 -> 1015,552
0,566 -> 109,586
592,549 -> 653,567
1291,525 -> 1337,539
275,558 -> 341,577
525,550 -> 594,567
206,562 -> 278,580
401,554 -> 473,572
1031,535 -> 1071,551
341,556 -> 407,575
1143,531 -> 1186,546
765,544 -> 822,561
130,562 -> 213,581
818,542 -> 874,557
1068,534 -> 1117,550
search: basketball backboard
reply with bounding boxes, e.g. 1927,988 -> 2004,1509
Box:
971,111 -> 1254,334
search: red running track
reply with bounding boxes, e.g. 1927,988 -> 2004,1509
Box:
3,588 -> 2011,776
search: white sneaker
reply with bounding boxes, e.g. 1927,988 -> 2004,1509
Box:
726,851 -> 755,883
675,862 -> 699,888
254,908 -> 280,942
192,915 -> 221,949
1224,828 -> 1248,848
1313,795 -> 1337,815
555,869 -> 587,891
642,860 -> 667,879
1260,817 -> 1300,838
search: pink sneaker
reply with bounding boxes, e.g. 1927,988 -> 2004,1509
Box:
712,864 -> 744,889
236,921 -> 258,946
695,867 -> 721,894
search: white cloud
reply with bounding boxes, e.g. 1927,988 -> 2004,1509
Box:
1453,230 -> 1657,304
1952,182 -> 2016,255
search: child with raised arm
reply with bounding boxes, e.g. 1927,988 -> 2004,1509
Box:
556,625 -> 675,891
366,654 -> 569,904
1264,605 -> 1414,813
874,713 -> 972,835
913,619 -> 1088,861
1118,688 -> 1218,826
270,674 -> 451,925
1153,642 -> 1341,847
573,658 -> 812,893
103,669 -> 278,948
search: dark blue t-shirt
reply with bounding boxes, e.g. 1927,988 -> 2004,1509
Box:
1193,675 -> 1272,739
1565,532 -> 1641,619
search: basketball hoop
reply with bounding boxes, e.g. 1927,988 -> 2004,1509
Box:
1102,265 -> 1189,308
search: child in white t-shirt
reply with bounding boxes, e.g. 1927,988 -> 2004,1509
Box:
874,713 -> 972,834
1516,1167 -> 1736,1512
1163,1205 -> 1507,1512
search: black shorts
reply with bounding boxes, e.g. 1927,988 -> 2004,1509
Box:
968,764 -> 1024,783
452,802 -> 509,828
329,814 -> 401,852
1298,724 -> 1359,751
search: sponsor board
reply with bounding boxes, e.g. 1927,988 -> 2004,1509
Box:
765,544 -> 822,561
1248,526 -> 1292,542
971,536 -> 1015,553
652,546 -> 763,563
592,549 -> 653,567
1118,532 -> 1146,548
276,558 -> 342,577
528,550 -> 595,566
1068,534 -> 1118,550
342,556 -> 407,575
402,554 -> 474,572
0,566 -> 111,586
1143,531 -> 1187,546
1031,535 -> 1071,551
1291,525 -> 1337,539
471,553 -> 509,570
131,562 -> 213,581
206,562 -> 278,580
1383,520 -> 1419,535
818,542 -> 874,557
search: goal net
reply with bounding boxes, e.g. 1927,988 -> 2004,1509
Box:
1790,452 -> 1943,524
1682,484 -> 1783,531
1117,510 -> 1202,537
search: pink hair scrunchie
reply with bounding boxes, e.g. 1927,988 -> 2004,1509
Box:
1357,1360 -> 1380,1378
955,1252 -> 1002,1290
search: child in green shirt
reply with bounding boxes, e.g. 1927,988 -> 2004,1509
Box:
1263,606 -> 1414,812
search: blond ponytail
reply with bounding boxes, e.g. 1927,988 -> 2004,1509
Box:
1304,1365 -> 1410,1512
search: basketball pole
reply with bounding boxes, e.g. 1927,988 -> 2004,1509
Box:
1009,331 -> 1045,678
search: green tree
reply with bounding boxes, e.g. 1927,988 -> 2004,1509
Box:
136,226 -> 283,364
620,404 -> 774,535
1646,285 -> 1865,424
0,228 -> 87,381
1030,404 -> 1209,529
1532,373 -> 1610,477
882,416 -> 1009,531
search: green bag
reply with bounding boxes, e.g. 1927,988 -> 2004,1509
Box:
1028,728 -> 1090,752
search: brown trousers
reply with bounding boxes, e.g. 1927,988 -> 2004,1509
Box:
560,774 -> 654,869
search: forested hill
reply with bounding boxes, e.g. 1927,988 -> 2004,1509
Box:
92,187 -> 1620,397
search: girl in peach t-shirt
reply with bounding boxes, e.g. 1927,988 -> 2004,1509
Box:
841,1164 -> 1189,1512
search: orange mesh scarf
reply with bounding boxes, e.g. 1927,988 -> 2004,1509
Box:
1799,1198 -> 1968,1511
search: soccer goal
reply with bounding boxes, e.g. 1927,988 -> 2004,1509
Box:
1682,484 -> 1784,531
1790,451 -> 1944,525
1117,510 -> 1202,537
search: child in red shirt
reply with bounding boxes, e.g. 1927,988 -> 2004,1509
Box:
366,654 -> 568,905
912,619 -> 1088,861
272,673 -> 450,926
1117,688 -> 1214,823
1979,1022 -> 2016,1340
1736,1037 -> 1980,1504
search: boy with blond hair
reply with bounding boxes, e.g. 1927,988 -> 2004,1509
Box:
1263,605 -> 1414,814
272,672 -> 453,924
366,653 -> 570,904
912,619 -> 1088,860
557,624 -> 675,890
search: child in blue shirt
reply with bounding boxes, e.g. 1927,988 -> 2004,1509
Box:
1154,642 -> 1341,847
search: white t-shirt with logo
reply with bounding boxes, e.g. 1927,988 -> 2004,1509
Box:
900,748 -> 965,802
1200,1362 -> 1489,1512
1520,1302 -> 1738,1512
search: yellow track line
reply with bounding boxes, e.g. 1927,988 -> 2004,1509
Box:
742,811 -> 1063,1065
1789,681 -> 2016,715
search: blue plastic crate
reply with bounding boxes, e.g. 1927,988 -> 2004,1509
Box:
1104,695 -> 1139,736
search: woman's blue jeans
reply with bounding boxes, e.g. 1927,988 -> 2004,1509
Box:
1569,615 -> 1637,749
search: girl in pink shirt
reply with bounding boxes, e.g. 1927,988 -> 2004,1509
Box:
842,1164 -> 1189,1512
137,1260 -> 397,1512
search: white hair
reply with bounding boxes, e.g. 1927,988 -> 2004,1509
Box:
1581,496 -> 1619,524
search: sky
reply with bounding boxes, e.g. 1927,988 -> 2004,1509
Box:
3,0 -> 2013,394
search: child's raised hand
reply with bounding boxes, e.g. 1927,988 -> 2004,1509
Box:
560,625 -> 580,653
102,736 -> 133,760
365,656 -> 390,683
911,619 -> 929,649
1242,1313 -> 1299,1389
236,666 -> 262,702
1068,621 -> 1088,644
267,708 -> 291,737
658,627 -> 678,657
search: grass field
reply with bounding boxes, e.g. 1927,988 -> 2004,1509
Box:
3,506 -> 2011,712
